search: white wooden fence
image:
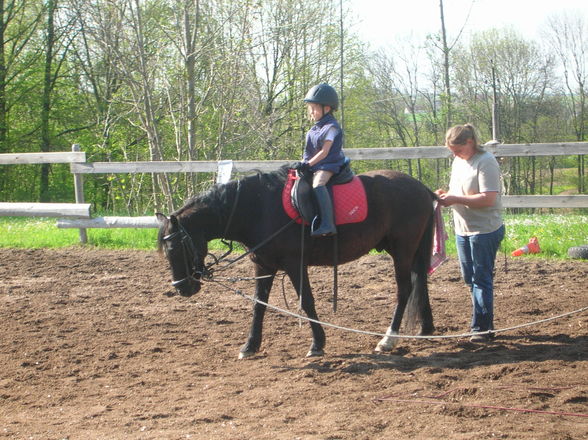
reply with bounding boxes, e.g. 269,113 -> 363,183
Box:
1,142 -> 588,242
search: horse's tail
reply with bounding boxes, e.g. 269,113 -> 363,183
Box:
405,201 -> 435,334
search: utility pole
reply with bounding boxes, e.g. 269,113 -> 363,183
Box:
439,0 -> 452,129
491,60 -> 500,142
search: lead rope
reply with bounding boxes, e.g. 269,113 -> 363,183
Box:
208,276 -> 588,340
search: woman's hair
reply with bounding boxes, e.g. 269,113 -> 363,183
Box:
445,123 -> 483,150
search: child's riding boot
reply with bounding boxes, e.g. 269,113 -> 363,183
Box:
311,186 -> 336,237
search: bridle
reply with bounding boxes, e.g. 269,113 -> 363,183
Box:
162,178 -> 301,292
161,182 -> 242,292
162,222 -> 208,291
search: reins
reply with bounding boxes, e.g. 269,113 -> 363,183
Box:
169,171 -> 339,312
205,215 -> 301,277
165,179 -> 588,342
206,173 -> 339,313
207,176 -> 306,276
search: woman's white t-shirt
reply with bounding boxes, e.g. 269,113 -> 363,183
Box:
449,150 -> 503,236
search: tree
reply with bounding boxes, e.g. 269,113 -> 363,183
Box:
0,0 -> 41,154
0,0 -> 45,200
245,0 -> 344,160
451,29 -> 557,195
543,11 -> 587,192
431,0 -> 473,130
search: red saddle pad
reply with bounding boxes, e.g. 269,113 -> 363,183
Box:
282,172 -> 368,225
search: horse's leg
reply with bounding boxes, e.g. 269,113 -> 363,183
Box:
285,263 -> 326,357
375,250 -> 413,353
413,268 -> 434,335
410,211 -> 435,335
239,264 -> 277,359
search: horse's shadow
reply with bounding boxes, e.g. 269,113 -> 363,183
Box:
280,334 -> 588,375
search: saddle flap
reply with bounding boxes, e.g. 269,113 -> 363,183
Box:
291,171 -> 316,224
282,168 -> 368,227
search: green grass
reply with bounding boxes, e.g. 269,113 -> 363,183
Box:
0,217 -> 158,249
502,213 -> 588,258
1,214 -> 587,259
0,217 -> 229,251
442,213 -> 588,259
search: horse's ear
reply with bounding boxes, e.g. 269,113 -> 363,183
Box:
155,213 -> 168,225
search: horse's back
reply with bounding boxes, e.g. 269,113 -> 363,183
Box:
359,169 -> 430,188
358,169 -> 435,207
296,169 -> 435,265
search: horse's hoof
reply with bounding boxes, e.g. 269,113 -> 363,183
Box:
375,330 -> 399,353
419,326 -> 435,336
238,350 -> 255,360
374,342 -> 392,353
306,349 -> 324,357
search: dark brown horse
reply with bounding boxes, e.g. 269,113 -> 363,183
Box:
156,166 -> 437,358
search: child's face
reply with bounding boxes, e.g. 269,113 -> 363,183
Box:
307,103 -> 330,121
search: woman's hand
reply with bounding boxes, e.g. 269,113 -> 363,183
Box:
434,189 -> 451,206
435,190 -> 497,208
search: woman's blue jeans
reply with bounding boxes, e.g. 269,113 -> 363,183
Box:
456,225 -> 505,332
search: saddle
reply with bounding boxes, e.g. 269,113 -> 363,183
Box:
282,161 -> 368,227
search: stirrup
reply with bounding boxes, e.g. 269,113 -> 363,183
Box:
311,216 -> 336,237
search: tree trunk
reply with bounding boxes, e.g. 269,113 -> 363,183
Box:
129,0 -> 174,213
0,0 -> 7,154
184,0 -> 200,196
40,0 -> 56,202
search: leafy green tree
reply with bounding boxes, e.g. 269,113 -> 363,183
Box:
543,11 -> 587,192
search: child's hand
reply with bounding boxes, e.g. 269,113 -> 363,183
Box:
293,161 -> 310,173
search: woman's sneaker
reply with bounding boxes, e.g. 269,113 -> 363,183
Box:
470,331 -> 495,342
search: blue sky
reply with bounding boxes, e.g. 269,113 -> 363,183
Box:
348,0 -> 587,48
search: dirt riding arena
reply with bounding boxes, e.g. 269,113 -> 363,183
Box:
0,247 -> 586,439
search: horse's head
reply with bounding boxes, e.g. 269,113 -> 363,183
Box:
156,213 -> 208,297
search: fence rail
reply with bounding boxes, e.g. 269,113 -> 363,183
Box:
0,202 -> 91,218
66,143 -> 588,174
501,195 -> 588,208
57,216 -> 158,228
0,152 -> 86,164
70,160 -> 282,174
1,142 -> 587,240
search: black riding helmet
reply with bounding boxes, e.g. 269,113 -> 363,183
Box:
303,83 -> 339,111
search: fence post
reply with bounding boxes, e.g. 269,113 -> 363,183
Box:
72,144 -> 88,243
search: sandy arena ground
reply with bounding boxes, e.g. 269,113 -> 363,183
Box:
0,248 -> 586,439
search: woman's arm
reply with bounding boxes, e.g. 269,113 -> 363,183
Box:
436,191 -> 497,208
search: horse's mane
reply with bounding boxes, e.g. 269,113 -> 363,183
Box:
160,164 -> 290,235
157,165 -> 290,250
254,165 -> 290,190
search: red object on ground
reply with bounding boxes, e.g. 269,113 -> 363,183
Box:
512,236 -> 541,256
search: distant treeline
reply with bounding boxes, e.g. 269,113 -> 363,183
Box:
0,0 -> 585,213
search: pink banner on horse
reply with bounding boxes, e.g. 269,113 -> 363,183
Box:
282,175 -> 368,225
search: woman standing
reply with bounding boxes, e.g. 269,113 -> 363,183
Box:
435,124 -> 505,342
